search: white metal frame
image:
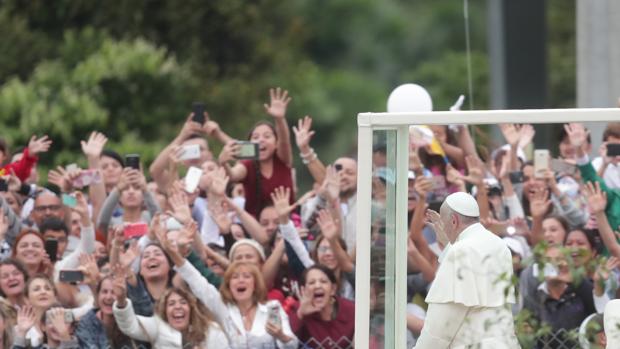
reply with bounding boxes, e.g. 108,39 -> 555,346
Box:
354,108 -> 620,349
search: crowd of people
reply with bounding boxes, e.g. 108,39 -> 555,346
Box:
0,85 -> 618,349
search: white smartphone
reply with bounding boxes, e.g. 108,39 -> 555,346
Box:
180,144 -> 201,161
267,303 -> 281,327
184,166 -> 203,193
534,149 -> 550,178
543,263 -> 559,278
165,217 -> 183,231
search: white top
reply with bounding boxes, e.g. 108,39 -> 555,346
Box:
415,223 -> 519,349
426,223 -> 516,307
175,261 -> 299,349
113,298 -> 229,349
604,299 -> 620,349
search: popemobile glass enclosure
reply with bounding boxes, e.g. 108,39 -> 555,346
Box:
354,108 -> 620,348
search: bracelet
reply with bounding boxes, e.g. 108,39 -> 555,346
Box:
300,148 -> 315,159
302,152 -> 317,164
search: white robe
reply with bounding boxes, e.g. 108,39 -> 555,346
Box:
415,223 -> 520,349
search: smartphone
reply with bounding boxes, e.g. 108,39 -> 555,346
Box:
534,149 -> 550,178
509,171 -> 524,184
125,154 -> 140,170
607,143 -> 620,157
235,141 -> 259,160
45,239 -> 59,263
267,303 -> 281,327
123,222 -> 149,239
180,144 -> 201,161
61,194 -> 77,208
184,166 -> 203,193
192,102 -> 206,125
550,158 -> 577,176
59,270 -> 84,283
166,217 -> 183,231
71,169 -> 102,188
66,163 -> 79,173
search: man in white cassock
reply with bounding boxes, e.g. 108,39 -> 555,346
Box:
414,192 -> 520,349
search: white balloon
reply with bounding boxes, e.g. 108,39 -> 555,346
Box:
386,84 -> 433,113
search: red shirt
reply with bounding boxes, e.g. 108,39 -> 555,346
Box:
241,155 -> 294,217
288,297 -> 355,349
0,148 -> 37,181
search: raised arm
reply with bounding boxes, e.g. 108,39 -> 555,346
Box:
264,87 -> 293,167
528,187 -> 552,246
218,141 -> 248,182
317,209 -> 354,273
463,156 -> 490,221
585,181 -> 620,258
293,116 -> 326,184
77,132 -> 107,222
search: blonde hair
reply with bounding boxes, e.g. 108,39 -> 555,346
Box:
219,262 -> 267,305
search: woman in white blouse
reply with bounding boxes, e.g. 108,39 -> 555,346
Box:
112,267 -> 229,349
159,229 -> 298,349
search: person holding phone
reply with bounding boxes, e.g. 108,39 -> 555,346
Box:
591,122 -> 620,189
158,222 -> 298,349
218,88 -> 295,218
96,165 -> 161,234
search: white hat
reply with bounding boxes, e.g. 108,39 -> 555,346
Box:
445,192 -> 480,217
503,237 -> 524,257
229,239 -> 266,261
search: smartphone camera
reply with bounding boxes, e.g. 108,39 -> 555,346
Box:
125,154 -> 140,170
192,102 -> 206,125
235,141 -> 259,160
607,143 -> 620,157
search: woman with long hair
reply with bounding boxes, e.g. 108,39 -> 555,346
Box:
218,88 -> 295,217
112,266 -> 228,349
157,222 -> 297,349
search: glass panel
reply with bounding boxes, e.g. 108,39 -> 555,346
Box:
369,129 -> 398,348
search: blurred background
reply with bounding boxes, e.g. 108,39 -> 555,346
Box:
1,0 -> 618,191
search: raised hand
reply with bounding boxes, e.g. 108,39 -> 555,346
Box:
293,116 -> 315,151
264,87 -> 291,119
414,176 -> 434,198
297,286 -> 322,319
425,209 -> 449,245
167,188 -> 192,224
27,135 -> 52,155
80,131 -> 108,159
445,164 -> 465,186
529,187 -> 551,218
1,169 -> 22,192
210,200 -> 232,234
48,166 -> 72,193
594,256 -> 620,295
270,186 -> 296,224
563,123 -> 589,149
218,140 -> 240,165
463,155 -> 485,186
518,124 -> 535,149
178,114 -> 205,141
116,168 -> 133,192
209,167 -> 229,197
73,191 -> 89,219
112,264 -> 128,307
16,305 -> 37,337
78,253 -> 100,287
316,209 -> 340,241
499,124 -> 520,147
127,168 -> 147,191
318,165 -> 340,202
119,240 -> 140,270
47,307 -> 71,341
583,181 -> 607,214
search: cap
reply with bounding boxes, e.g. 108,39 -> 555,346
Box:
503,237 -> 524,257
229,239 -> 266,261
445,192 -> 479,217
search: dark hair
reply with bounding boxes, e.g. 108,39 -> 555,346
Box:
301,264 -> 337,286
39,217 -> 69,236
0,259 -> 28,297
603,122 -> 620,142
565,228 -> 599,252
247,120 -> 277,141
139,243 -> 175,286
96,256 -> 109,269
543,215 -> 570,235
101,149 -> 124,167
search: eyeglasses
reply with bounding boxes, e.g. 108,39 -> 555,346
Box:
34,205 -> 61,212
